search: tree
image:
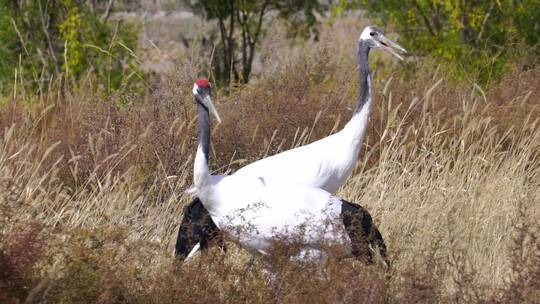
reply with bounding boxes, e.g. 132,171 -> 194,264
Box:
188,0 -> 325,85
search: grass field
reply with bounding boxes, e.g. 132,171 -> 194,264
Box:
1,15 -> 539,303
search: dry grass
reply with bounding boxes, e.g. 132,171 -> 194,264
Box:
1,15 -> 539,303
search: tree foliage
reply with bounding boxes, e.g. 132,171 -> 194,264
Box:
336,0 -> 539,82
188,0 -> 325,85
0,0 -> 140,94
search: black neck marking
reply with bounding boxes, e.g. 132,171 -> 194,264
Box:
197,100 -> 211,162
354,40 -> 371,114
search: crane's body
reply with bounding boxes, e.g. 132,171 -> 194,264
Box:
197,173 -> 346,255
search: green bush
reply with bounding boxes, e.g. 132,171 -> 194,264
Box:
0,0 -> 141,94
334,0 -> 539,83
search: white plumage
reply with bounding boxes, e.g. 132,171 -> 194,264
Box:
199,174 -> 346,255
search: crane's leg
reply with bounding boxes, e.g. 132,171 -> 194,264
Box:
340,199 -> 389,268
174,197 -> 225,260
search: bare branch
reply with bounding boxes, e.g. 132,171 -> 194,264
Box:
477,2 -> 495,42
100,0 -> 115,22
37,0 -> 59,73
412,0 -> 436,36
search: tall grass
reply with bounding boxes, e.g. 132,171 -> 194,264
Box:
1,15 -> 539,303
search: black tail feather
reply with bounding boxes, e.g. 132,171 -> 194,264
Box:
340,199 -> 389,268
174,197 -> 225,260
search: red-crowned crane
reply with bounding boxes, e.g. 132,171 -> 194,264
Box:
176,26 -> 405,262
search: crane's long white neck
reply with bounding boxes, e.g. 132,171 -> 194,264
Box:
193,102 -> 212,189
342,40 -> 372,149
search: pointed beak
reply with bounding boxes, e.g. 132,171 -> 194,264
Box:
202,94 -> 222,124
378,34 -> 407,61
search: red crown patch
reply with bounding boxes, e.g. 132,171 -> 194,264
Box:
195,79 -> 210,88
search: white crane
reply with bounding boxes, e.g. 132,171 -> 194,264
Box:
191,79 -> 387,265
233,26 -> 405,192
176,26 -> 405,260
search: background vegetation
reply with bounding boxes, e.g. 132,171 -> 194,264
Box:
0,1 -> 539,303
337,0 -> 540,83
0,0 -> 140,94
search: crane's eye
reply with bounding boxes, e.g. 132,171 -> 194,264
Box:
370,32 -> 376,37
